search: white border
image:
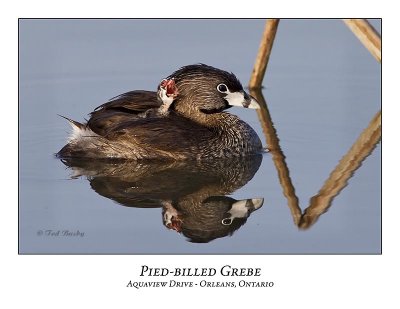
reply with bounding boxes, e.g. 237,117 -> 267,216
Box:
4,1 -> 398,307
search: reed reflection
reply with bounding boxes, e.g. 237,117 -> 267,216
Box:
251,89 -> 302,225
60,155 -> 264,243
299,111 -> 381,229
252,89 -> 381,229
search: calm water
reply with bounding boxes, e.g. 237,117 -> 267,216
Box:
19,19 -> 381,254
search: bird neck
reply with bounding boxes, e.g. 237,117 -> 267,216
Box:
174,100 -> 236,128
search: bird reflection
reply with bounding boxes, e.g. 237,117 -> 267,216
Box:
60,155 -> 264,243
162,196 -> 263,243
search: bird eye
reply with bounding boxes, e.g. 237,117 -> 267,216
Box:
217,83 -> 228,93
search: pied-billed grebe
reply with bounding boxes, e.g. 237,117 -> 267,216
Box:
57,64 -> 263,160
139,78 -> 178,118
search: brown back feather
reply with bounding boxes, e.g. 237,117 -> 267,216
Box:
88,90 -> 160,135
105,113 -> 215,157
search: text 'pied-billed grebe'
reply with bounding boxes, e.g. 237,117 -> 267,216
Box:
57,64 -> 263,160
